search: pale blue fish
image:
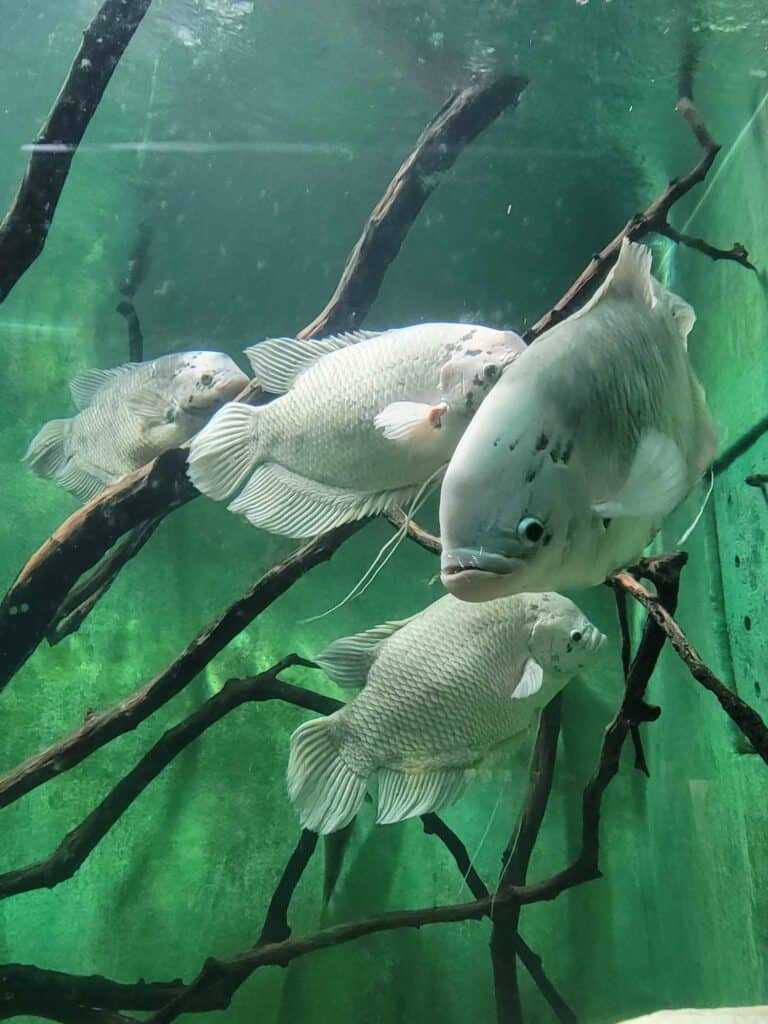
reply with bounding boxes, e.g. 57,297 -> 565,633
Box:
187,323 -> 525,538
24,352 -> 248,501
288,591 -> 606,834
439,239 -> 717,601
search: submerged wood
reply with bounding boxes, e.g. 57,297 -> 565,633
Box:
0,0 -> 154,302
0,70 -> 528,691
0,524 -> 362,810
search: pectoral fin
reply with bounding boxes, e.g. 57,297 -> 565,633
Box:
512,657 -> 544,700
591,430 -> 688,520
374,401 -> 448,444
125,388 -> 176,424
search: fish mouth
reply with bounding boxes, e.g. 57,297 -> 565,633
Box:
440,548 -> 525,601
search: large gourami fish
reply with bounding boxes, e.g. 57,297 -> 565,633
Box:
439,239 -> 717,600
24,352 -> 248,500
287,591 -> 605,834
187,323 -> 525,538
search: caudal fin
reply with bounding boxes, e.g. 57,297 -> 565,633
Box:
23,419 -> 71,479
186,401 -> 261,500
287,718 -> 367,835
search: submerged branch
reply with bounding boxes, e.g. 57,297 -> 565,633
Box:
0,524 -> 361,810
116,300 -> 145,363
46,516 -> 163,645
0,0 -> 154,302
616,571 -> 768,764
0,70 -> 528,691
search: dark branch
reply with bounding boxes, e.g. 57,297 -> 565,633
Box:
0,525 -> 360,810
655,223 -> 755,270
0,0 -> 153,302
0,70 -> 528,691
385,509 -> 442,554
615,571 -> 768,764
46,516 -> 163,645
116,300 -> 145,362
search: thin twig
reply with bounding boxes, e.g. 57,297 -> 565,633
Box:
615,572 -> 768,763
0,525 -> 361,810
655,223 -> 755,269
0,0 -> 153,302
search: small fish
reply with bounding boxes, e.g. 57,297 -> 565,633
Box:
187,323 -> 524,538
617,1012 -> 768,1024
439,239 -> 717,600
24,352 -> 248,500
287,591 -> 605,834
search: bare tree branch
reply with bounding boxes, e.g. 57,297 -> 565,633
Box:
0,524 -> 361,810
615,571 -> 768,763
0,0 -> 154,302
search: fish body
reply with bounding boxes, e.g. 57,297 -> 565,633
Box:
439,240 -> 717,600
24,352 -> 248,500
617,1012 -> 768,1024
187,323 -> 525,538
288,591 -> 605,834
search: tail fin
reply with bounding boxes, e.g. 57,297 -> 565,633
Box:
186,401 -> 262,500
23,419 -> 71,479
287,718 -> 367,835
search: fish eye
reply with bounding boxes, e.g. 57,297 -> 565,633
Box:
483,363 -> 500,382
570,629 -> 583,643
517,516 -> 545,544
200,373 -> 213,386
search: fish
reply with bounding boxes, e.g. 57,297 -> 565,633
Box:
616,1012 -> 768,1024
24,351 -> 249,501
287,591 -> 606,834
439,239 -> 717,601
187,323 -> 525,538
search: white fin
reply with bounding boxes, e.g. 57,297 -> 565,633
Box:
592,430 -> 688,520
57,459 -> 108,501
187,402 -> 261,501
376,765 -> 472,824
317,619 -> 415,689
229,462 -> 418,538
374,401 -> 448,444
70,364 -> 143,410
580,238 -> 654,316
23,419 -> 71,478
656,280 -> 696,344
125,389 -> 176,424
287,718 -> 368,835
244,331 -> 378,393
511,657 -> 544,700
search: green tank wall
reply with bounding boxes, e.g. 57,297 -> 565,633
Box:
0,3 -> 766,1023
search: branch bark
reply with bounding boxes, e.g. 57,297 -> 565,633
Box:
0,0 -> 153,302
0,70 -> 528,691
0,524 -> 361,810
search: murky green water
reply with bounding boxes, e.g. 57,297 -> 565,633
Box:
0,2 -> 766,1022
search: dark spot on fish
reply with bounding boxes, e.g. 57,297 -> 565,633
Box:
727,492 -> 733,505
525,468 -> 537,483
566,643 -> 573,653
542,533 -> 552,547
561,440 -> 574,464
493,439 -> 499,448
459,330 -> 478,344
602,518 -> 612,530
549,441 -> 561,462
756,681 -> 762,698
472,374 -> 484,387
535,433 -> 548,451
735,555 -> 741,567
508,439 -> 518,452
744,615 -> 752,631
465,391 -> 475,413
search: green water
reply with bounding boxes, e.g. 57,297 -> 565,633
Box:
0,1 -> 767,1022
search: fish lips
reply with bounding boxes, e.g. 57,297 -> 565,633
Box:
440,548 -> 526,601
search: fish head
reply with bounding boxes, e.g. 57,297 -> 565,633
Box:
167,351 -> 249,417
438,327 -> 526,417
650,277 -> 696,346
439,378 -> 602,600
527,593 -> 607,674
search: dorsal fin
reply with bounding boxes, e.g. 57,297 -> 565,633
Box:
70,363 -> 143,410
244,331 -> 379,394
316,617 -> 416,689
578,238 -> 654,318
